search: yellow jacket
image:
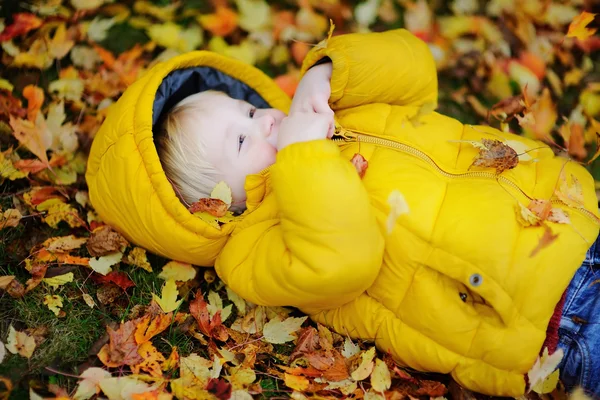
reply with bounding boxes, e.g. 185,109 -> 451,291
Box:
86,29 -> 600,396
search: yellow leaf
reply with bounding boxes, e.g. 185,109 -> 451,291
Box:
43,294 -> 64,316
74,367 -> 112,400
146,22 -> 203,52
0,339 -> 5,364
235,0 -> 271,32
226,367 -> 256,390
0,151 -> 28,181
516,203 -> 542,227
98,376 -> 156,400
0,79 -> 14,92
387,190 -> 409,234
127,247 -> 153,273
226,287 -> 246,316
520,88 -> 557,141
9,115 -> 50,166
206,291 -> 232,322
48,78 -> 84,102
0,276 -> 16,290
43,272 -> 74,289
37,198 -> 84,229
350,347 -> 376,381
262,316 -> 307,344
527,347 -> 563,393
87,16 -> 118,42
555,172 -> 585,208
284,374 -> 309,391
210,181 -> 233,207
6,325 -> 36,359
134,0 -> 179,21
0,208 -> 22,229
370,359 -> 391,392
70,0 -> 107,10
82,293 -> 96,309
342,338 -> 360,358
89,251 -> 123,276
152,279 -> 183,313
44,235 -> 87,253
158,261 -> 196,282
566,11 -> 597,41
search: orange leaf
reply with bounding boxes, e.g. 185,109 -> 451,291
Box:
0,13 -> 43,41
162,346 -> 179,371
530,224 -> 559,257
188,198 -> 228,217
198,7 -> 239,37
189,290 -> 229,342
130,342 -> 165,378
528,199 -> 552,221
518,88 -> 557,142
274,72 -> 300,98
134,313 -> 173,344
9,115 -> 50,166
566,11 -> 597,41
558,120 -> 587,160
291,41 -> 310,65
350,153 -> 368,178
22,85 -> 44,122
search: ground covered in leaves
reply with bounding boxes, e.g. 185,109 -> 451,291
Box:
1,0 -> 600,399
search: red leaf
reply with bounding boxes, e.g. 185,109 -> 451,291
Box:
188,198 -> 228,217
0,13 -> 43,42
189,290 -> 229,342
92,271 -> 135,291
206,378 -> 232,400
350,153 -> 368,178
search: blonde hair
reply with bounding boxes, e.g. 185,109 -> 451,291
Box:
156,90 -> 225,208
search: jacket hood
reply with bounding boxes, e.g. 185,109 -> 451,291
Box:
86,51 -> 291,266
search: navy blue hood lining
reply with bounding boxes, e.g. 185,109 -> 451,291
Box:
152,66 -> 271,131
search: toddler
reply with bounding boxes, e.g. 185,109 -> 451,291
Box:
86,29 -> 600,397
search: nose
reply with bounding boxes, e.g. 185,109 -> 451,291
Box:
258,114 -> 275,138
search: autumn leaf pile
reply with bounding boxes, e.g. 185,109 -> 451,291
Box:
0,0 -> 599,399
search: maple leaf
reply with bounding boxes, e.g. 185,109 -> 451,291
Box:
342,337 -> 361,358
157,261 -> 196,282
530,224 -> 560,257
92,271 -> 135,291
134,313 -> 173,344
73,367 -> 111,400
6,325 -> 36,359
152,279 -> 183,313
126,247 -> 153,273
9,115 -> 50,166
198,7 -> 239,37
189,290 -> 229,341
528,347 -> 563,393
98,319 -> 143,367
469,138 -> 519,174
36,198 -> 85,229
0,13 -> 43,41
566,12 -> 597,41
43,294 -> 64,316
263,316 -> 308,344
86,225 -> 128,257
350,153 -> 369,178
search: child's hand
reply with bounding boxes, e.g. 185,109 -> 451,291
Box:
289,62 -> 333,116
277,111 -> 334,151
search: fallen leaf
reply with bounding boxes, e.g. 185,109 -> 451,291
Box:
37,198 -> 85,229
6,325 -> 36,359
189,290 -> 229,341
0,13 -> 43,41
284,374 -> 309,391
468,138 -> 519,174
96,284 -> 122,305
74,367 -> 112,400
135,313 -> 173,344
157,261 -> 196,282
98,376 -> 156,400
86,225 -> 128,257
0,340 -> 5,364
0,276 -> 15,290
130,342 -> 165,378
43,294 -> 64,316
206,378 -> 232,400
22,85 -> 44,122
530,225 -> 560,257
92,271 -> 135,291
342,338 -> 361,358
263,316 -> 308,344
42,272 -> 74,289
89,251 -> 123,276
350,347 -> 376,381
519,88 -> 557,142
9,115 -> 50,166
226,367 -> 256,390
554,171 -> 585,208
566,11 -> 597,41
198,7 -> 239,37
0,208 -> 22,229
528,347 -> 563,393
207,291 -> 233,322
387,190 -> 410,234
350,153 -> 368,178
98,319 -> 143,367
226,287 -> 246,316
127,247 -> 153,272
152,279 -> 183,313
559,119 -> 587,160
370,359 -> 391,392
189,198 -> 229,217
82,293 -> 96,309
44,235 -> 87,253
162,346 -> 179,371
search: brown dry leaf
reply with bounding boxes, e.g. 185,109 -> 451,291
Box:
130,342 -> 166,378
350,153 -> 368,178
96,283 -> 124,305
554,171 -> 585,208
469,138 -> 519,174
98,319 -> 143,367
530,225 -> 560,257
0,276 -> 16,290
126,247 -> 153,272
6,325 -> 36,359
44,235 -> 87,253
4,278 -> 25,298
86,225 -> 128,257
188,198 -> 228,217
558,119 -> 587,160
518,88 -> 557,142
134,313 -> 173,344
488,93 -> 528,122
0,208 -> 22,229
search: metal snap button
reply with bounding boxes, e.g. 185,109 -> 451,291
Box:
469,273 -> 483,287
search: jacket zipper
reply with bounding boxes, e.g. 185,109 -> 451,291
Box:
333,126 -> 600,225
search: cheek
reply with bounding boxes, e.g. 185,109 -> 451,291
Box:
248,143 -> 277,172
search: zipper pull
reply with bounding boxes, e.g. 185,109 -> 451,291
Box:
333,122 -> 355,141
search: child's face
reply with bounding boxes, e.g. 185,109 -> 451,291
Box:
187,92 -> 286,204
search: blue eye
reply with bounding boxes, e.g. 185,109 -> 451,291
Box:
238,135 -> 246,151
249,107 -> 256,118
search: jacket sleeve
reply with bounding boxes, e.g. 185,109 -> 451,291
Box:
215,139 -> 384,311
300,29 -> 438,110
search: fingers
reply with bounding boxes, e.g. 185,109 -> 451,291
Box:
312,96 -> 334,116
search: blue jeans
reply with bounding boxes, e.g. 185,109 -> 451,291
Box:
558,235 -> 600,398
